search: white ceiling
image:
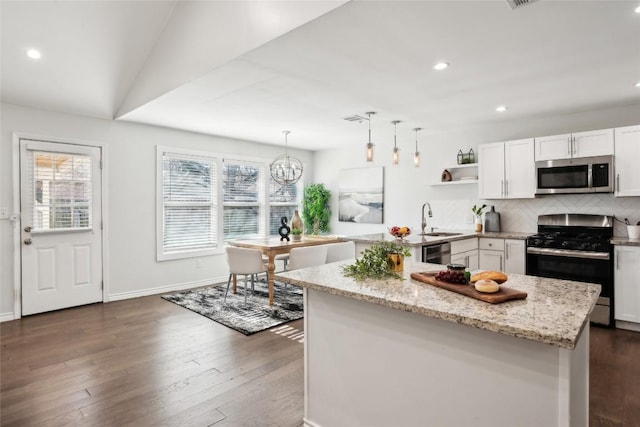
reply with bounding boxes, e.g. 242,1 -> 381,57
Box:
2,0 -> 639,151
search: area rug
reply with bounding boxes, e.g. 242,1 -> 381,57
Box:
161,279 -> 303,335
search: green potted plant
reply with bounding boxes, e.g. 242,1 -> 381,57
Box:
472,204 -> 486,232
291,227 -> 303,241
302,183 -> 331,234
342,241 -> 411,281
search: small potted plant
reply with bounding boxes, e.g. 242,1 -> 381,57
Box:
291,227 -> 303,241
472,204 -> 487,232
342,241 -> 411,280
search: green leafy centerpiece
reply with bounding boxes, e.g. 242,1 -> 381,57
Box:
342,241 -> 411,281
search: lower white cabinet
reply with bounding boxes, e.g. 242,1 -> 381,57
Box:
451,238 -> 478,270
479,238 -> 504,271
504,239 -> 525,275
478,238 -> 526,274
614,246 -> 640,328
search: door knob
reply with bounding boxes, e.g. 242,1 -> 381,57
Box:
24,238 -> 32,245
24,226 -> 32,233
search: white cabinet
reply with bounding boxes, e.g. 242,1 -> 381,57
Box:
478,238 -> 504,271
535,128 -> 614,161
478,138 -> 534,199
478,238 -> 525,274
614,246 -> 640,328
614,125 -> 640,197
451,238 -> 478,270
504,239 -> 525,275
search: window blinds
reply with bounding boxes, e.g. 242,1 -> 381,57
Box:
222,159 -> 265,240
162,152 -> 217,253
269,180 -> 301,235
29,150 -> 92,231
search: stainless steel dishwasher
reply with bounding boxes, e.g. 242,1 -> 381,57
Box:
422,243 -> 451,265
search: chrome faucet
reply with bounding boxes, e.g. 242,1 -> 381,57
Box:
421,202 -> 433,235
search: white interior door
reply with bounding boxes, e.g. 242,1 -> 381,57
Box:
20,139 -> 103,315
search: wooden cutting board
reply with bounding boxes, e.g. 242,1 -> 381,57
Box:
410,271 -> 528,304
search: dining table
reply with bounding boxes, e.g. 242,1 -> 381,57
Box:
228,236 -> 342,305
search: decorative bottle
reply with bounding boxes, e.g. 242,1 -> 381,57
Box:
291,210 -> 303,232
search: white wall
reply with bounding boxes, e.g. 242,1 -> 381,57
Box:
314,103 -> 640,237
0,103 -> 314,318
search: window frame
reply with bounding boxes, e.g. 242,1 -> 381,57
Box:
156,146 -> 304,261
156,146 -> 223,261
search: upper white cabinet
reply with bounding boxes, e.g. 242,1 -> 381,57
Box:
614,125 -> 640,197
534,128 -> 614,161
478,138 -> 534,199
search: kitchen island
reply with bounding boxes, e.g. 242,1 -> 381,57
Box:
275,261 -> 600,427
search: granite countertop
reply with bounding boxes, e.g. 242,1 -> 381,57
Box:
275,261 -> 600,350
611,237 -> 640,246
343,231 -> 530,247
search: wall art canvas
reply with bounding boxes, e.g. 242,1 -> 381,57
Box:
338,167 -> 384,223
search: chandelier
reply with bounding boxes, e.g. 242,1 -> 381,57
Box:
270,131 -> 303,185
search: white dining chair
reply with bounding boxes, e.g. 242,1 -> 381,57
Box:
288,245 -> 328,271
224,246 -> 268,304
325,241 -> 356,263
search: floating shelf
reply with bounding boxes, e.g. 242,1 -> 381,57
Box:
431,179 -> 479,186
443,163 -> 478,169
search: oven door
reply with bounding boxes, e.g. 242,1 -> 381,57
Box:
526,247 -> 612,325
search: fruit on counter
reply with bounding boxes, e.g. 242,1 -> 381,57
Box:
434,270 -> 467,284
470,271 -> 508,284
474,279 -> 500,293
389,226 -> 411,237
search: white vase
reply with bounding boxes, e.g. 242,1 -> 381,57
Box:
474,216 -> 483,233
627,225 -> 640,240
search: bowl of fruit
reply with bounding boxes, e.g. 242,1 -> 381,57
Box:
389,226 -> 411,240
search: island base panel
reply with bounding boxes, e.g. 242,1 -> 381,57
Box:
303,288 -> 588,427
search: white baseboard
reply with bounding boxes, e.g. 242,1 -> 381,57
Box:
303,418 -> 322,427
108,275 -> 228,302
0,312 -> 16,323
616,320 -> 640,333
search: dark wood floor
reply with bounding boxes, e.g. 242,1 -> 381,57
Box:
1,295 -> 304,427
1,295 -> 639,427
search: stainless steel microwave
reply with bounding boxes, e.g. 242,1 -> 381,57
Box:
535,155 -> 614,194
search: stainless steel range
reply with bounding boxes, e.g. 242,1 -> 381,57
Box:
525,214 -> 614,327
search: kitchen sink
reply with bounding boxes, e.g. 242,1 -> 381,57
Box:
418,232 -> 463,237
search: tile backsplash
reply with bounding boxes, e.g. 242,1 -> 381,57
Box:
429,194 -> 640,237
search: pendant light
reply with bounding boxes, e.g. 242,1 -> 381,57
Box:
391,120 -> 401,165
413,127 -> 422,167
270,131 -> 303,185
365,111 -> 376,162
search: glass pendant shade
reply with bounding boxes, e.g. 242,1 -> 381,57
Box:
413,127 -> 422,168
366,142 -> 374,162
365,111 -> 376,162
270,131 -> 303,185
391,120 -> 401,165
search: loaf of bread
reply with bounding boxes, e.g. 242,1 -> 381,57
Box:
470,271 -> 508,284
474,279 -> 500,293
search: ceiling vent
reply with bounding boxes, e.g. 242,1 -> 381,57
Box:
343,115 -> 368,122
506,0 -> 539,10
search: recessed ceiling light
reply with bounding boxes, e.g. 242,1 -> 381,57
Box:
635,5 -> 640,13
496,105 -> 508,112
26,49 -> 41,60
433,62 -> 449,71
635,81 -> 640,88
